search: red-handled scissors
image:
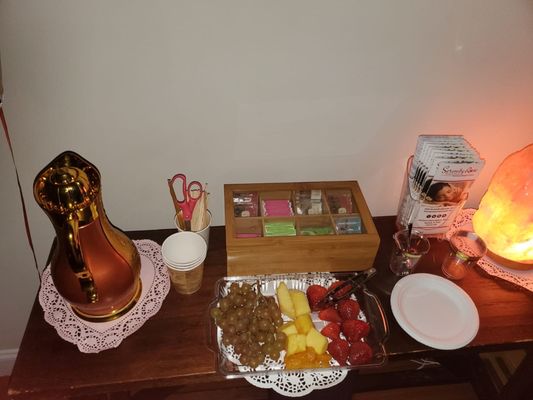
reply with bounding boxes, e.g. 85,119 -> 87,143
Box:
168,173 -> 203,221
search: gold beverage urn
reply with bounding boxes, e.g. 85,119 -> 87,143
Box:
34,151 -> 141,322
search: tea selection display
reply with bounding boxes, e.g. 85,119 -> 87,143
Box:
224,181 -> 380,275
231,189 -> 363,239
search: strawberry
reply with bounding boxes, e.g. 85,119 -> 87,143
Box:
348,341 -> 373,365
327,339 -> 350,366
341,319 -> 370,342
338,299 -> 360,321
320,322 -> 341,340
318,307 -> 343,323
327,281 -> 352,300
306,284 -> 328,311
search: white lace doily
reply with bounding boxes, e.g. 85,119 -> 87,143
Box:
38,239 -> 171,353
245,369 -> 348,397
447,209 -> 533,292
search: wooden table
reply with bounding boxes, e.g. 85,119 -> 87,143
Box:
7,217 -> 533,400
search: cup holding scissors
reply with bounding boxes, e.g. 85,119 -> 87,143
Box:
168,173 -> 203,229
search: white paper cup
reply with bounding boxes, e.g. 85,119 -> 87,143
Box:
161,232 -> 208,294
175,209 -> 211,247
166,256 -> 206,295
162,232 -> 207,265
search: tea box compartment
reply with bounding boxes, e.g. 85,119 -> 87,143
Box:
224,181 -> 380,276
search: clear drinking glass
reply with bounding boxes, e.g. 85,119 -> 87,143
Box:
389,229 -> 430,276
441,230 -> 487,280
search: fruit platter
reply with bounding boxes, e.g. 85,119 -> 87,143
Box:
206,271 -> 389,377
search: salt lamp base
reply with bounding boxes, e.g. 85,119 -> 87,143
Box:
487,250 -> 533,271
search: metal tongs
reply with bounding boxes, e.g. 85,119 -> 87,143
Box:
316,267 -> 377,309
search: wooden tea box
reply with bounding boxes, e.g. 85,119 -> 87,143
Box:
224,181 -> 380,276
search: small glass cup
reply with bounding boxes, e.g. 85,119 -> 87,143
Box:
441,230 -> 487,280
389,229 -> 430,276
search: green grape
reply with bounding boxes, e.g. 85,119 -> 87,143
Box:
219,297 -> 231,312
249,341 -> 262,353
262,342 -> 274,355
256,346 -> 266,358
242,344 -> 252,356
239,331 -> 251,343
229,282 -> 240,293
244,300 -> 255,311
240,282 -> 252,294
240,354 -> 250,366
234,343 -> 245,355
235,317 -> 249,333
222,334 -> 232,346
258,308 -> 270,321
255,331 -> 266,342
264,333 -> 275,344
217,317 -> 228,330
233,332 -> 245,344
246,291 -> 257,302
273,340 -> 285,352
258,319 -> 270,332
268,349 -> 280,360
234,294 -> 246,307
235,307 -> 246,319
225,324 -> 236,335
268,306 -> 281,320
226,311 -> 238,325
249,322 -> 259,335
227,332 -> 239,345
226,292 -> 238,306
210,307 -> 221,321
248,357 -> 260,368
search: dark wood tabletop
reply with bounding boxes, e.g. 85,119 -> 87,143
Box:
7,217 -> 533,400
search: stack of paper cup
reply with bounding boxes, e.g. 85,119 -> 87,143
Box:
161,232 -> 207,295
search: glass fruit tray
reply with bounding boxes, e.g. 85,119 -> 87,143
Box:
206,272 -> 389,377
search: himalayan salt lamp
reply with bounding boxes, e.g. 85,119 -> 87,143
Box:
472,144 -> 532,270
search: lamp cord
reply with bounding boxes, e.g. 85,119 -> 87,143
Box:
1,105 -> 42,282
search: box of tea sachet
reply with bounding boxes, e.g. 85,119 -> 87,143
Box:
224,181 -> 380,276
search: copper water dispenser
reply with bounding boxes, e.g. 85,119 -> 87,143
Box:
34,151 -> 141,322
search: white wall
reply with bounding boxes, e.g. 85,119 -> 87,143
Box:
1,0 -> 532,356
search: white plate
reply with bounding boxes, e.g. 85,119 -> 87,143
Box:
390,273 -> 479,350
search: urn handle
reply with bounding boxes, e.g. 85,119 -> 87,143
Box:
65,216 -> 98,304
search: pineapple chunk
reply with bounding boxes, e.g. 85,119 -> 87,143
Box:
294,313 -> 314,334
276,282 -> 296,319
286,333 -> 307,356
289,289 -> 311,317
280,321 -> 298,336
306,328 -> 328,355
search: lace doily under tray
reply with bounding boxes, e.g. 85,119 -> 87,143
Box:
38,239 -> 171,353
447,209 -> 532,292
244,369 -> 348,397
210,273 -> 386,397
